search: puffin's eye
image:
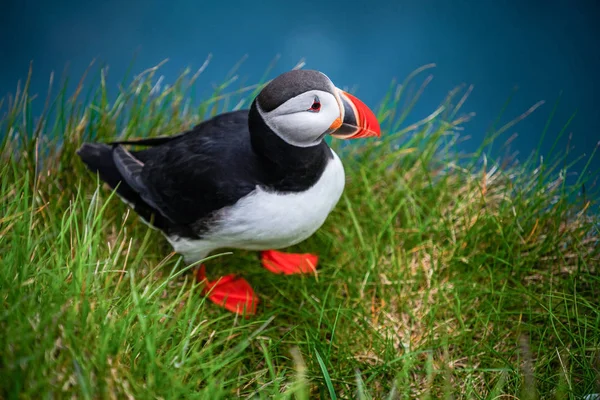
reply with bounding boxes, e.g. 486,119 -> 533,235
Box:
308,98 -> 321,112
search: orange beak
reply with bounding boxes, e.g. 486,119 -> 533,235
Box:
329,89 -> 381,139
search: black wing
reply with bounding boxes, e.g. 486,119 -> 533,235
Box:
111,110 -> 265,234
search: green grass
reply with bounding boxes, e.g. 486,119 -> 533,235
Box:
1,60 -> 599,399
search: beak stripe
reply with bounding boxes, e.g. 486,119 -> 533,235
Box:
343,92 -> 380,139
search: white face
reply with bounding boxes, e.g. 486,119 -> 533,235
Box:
258,89 -> 342,147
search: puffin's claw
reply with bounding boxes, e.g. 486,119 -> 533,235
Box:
261,250 -> 318,275
196,265 -> 258,316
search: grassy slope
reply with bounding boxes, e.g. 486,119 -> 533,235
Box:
1,62 -> 599,399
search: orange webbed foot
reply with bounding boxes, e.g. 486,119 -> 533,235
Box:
196,265 -> 259,316
261,250 -> 318,275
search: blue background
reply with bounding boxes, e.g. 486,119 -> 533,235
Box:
1,0 -> 599,181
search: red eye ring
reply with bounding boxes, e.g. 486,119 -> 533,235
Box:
309,99 -> 321,112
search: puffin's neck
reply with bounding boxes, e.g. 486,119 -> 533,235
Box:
248,100 -> 333,192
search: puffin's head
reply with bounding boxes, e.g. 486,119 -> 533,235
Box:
255,69 -> 381,147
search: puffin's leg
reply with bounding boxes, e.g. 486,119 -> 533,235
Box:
196,265 -> 259,316
260,250 -> 318,275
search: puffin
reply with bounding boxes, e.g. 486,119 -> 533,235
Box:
77,69 -> 381,316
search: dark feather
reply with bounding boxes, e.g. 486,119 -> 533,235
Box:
76,143 -> 176,232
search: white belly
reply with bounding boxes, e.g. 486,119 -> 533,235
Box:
168,151 -> 345,262
211,150 -> 345,248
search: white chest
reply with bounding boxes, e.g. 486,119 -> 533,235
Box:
208,151 -> 345,250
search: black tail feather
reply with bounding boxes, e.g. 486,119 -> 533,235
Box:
76,143 -> 171,232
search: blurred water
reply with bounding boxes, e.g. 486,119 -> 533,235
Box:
1,0 -> 599,184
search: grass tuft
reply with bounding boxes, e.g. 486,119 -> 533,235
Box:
1,60 -> 599,399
